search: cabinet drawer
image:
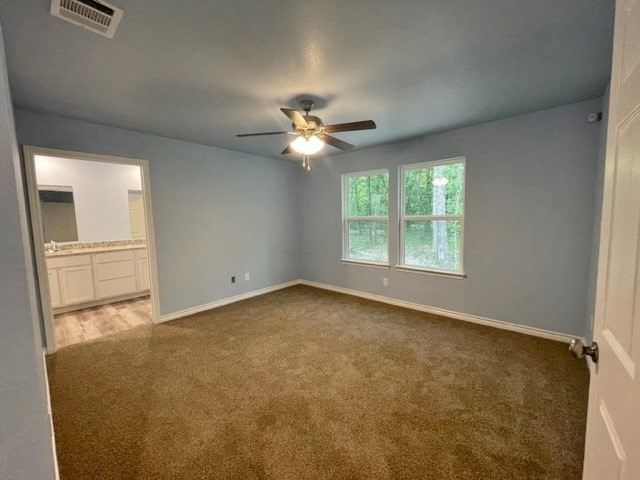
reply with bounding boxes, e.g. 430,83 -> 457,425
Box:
47,254 -> 91,269
96,276 -> 138,299
93,249 -> 135,263
94,259 -> 136,281
93,250 -> 136,282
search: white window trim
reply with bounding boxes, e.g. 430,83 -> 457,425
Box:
342,168 -> 390,266
399,156 -> 466,275
341,259 -> 391,269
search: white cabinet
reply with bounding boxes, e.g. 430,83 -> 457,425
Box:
48,269 -> 61,308
135,248 -> 150,291
93,250 -> 138,299
46,247 -> 150,311
47,254 -> 95,306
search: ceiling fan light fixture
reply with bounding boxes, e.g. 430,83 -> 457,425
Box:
290,134 -> 325,155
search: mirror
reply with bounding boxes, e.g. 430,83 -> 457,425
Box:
39,186 -> 79,242
128,190 -> 146,239
35,155 -> 145,243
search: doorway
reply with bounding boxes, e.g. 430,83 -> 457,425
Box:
23,146 -> 161,353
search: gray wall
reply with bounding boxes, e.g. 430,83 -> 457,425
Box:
0,26 -> 57,480
585,87 -> 609,341
14,109 -> 302,316
300,99 -> 602,336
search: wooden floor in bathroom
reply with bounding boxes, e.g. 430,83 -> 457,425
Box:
54,296 -> 153,349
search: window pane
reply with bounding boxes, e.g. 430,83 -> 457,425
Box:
348,220 -> 388,262
404,220 -> 461,270
404,162 -> 464,216
347,173 -> 389,216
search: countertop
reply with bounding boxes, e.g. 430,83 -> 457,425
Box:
45,240 -> 147,258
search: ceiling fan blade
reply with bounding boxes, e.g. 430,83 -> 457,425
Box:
280,108 -> 309,128
236,131 -> 289,137
323,120 -> 376,133
320,134 -> 354,151
281,144 -> 295,155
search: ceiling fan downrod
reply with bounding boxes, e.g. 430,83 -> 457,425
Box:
300,99 -> 314,114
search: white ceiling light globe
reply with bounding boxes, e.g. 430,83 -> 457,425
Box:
291,135 -> 325,155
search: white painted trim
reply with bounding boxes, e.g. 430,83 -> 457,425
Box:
161,278 -> 581,343
22,146 -> 162,353
42,350 -> 60,480
341,169 -> 391,264
300,279 -> 580,343
340,259 -> 390,269
159,280 -> 301,323
399,157 -> 466,276
396,266 -> 467,279
23,147 -> 57,353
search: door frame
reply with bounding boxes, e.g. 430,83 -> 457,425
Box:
22,146 -> 161,353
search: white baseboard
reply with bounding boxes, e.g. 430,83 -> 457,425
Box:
159,280 -> 301,323
158,278 -> 579,344
300,280 -> 579,344
42,350 -> 60,480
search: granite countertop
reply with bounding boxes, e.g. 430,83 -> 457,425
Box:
45,240 -> 147,257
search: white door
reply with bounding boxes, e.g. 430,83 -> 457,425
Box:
582,0 -> 640,478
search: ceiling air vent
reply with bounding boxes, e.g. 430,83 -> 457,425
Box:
50,0 -> 123,38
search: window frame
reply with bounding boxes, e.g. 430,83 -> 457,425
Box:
341,168 -> 390,266
399,157 -> 466,276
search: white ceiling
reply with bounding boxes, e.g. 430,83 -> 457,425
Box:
0,1 -> 614,159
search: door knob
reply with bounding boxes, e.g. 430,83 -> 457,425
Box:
569,339 -> 599,363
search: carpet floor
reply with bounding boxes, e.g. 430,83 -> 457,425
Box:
46,285 -> 589,479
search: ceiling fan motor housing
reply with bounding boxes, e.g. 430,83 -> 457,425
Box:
294,115 -> 323,134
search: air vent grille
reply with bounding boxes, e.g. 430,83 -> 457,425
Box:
51,0 -> 123,38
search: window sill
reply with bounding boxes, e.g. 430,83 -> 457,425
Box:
396,266 -> 467,279
341,259 -> 391,269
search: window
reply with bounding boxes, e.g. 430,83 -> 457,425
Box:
342,169 -> 389,264
400,158 -> 465,274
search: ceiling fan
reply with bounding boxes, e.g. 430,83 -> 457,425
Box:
237,100 -> 377,170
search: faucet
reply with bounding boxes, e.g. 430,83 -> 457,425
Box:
50,240 -> 57,252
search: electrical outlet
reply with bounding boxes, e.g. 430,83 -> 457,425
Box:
245,272 -> 250,281
383,277 -> 388,287
231,276 -> 236,284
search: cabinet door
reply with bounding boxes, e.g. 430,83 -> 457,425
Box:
59,265 -> 95,305
48,269 -> 62,308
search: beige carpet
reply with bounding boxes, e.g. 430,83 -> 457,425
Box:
46,285 -> 589,479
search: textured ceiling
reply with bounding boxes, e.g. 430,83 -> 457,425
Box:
0,1 -> 614,159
